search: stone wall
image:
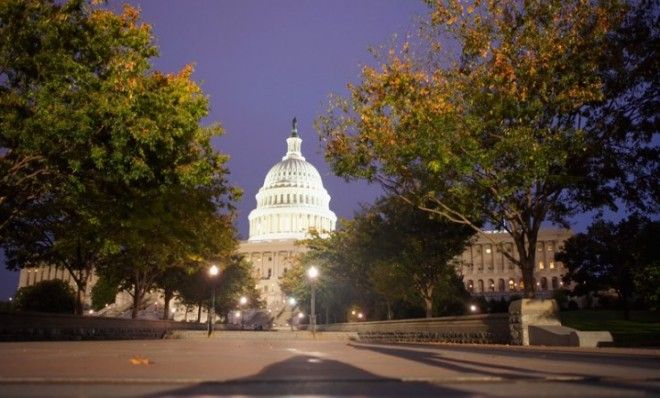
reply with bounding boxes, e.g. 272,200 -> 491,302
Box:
0,312 -> 206,341
316,313 -> 511,344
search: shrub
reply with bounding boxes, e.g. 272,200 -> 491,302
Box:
15,280 -> 76,314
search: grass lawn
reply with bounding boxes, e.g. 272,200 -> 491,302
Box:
560,310 -> 660,347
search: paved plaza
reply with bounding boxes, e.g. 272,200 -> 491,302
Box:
0,332 -> 658,397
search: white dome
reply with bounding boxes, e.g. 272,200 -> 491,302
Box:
248,125 -> 337,241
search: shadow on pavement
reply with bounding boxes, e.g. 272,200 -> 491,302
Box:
145,355 -> 471,397
349,342 -> 567,379
348,342 -> 660,396
375,342 -> 660,370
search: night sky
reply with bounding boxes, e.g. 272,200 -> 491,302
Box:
0,0 -> 429,299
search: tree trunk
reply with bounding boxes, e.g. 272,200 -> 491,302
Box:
620,292 -> 631,321
511,227 -> 538,299
423,297 -> 432,318
386,300 -> 393,320
521,260 -> 535,299
162,288 -> 173,320
421,284 -> 434,318
196,300 -> 202,323
75,285 -> 84,316
131,283 -> 143,319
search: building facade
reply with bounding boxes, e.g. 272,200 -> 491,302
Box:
238,121 -> 337,312
460,229 -> 572,300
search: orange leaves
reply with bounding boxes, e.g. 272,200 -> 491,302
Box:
177,64 -> 195,79
122,5 -> 141,24
130,356 -> 153,365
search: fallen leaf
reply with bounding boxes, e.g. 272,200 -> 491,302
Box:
130,356 -> 152,365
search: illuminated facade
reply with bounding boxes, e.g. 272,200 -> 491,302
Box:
238,120 -> 336,312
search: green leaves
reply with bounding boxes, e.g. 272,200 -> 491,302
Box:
1,1 -> 238,315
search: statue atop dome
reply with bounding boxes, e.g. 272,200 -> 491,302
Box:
291,117 -> 298,137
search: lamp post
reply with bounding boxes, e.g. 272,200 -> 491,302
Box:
208,265 -> 219,337
239,296 -> 248,329
307,266 -> 319,333
288,297 -> 297,330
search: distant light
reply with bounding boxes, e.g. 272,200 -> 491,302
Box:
298,312 -> 304,319
171,307 -> 176,313
351,310 -> 356,315
239,296 -> 248,305
209,265 -> 220,276
8,297 -> 12,302
288,297 -> 297,306
88,309 -> 94,314
469,304 -> 478,313
307,266 -> 319,279
485,248 -> 491,254
357,313 -> 364,319
235,310 -> 241,317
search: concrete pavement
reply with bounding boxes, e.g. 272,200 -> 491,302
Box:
0,331 -> 658,397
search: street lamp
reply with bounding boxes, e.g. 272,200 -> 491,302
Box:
208,264 -> 220,337
307,266 -> 319,333
288,297 -> 297,330
239,296 -> 248,329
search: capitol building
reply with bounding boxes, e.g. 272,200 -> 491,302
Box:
237,120 -> 336,312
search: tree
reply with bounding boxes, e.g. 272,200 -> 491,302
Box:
317,0 -> 654,298
577,0 -> 659,212
349,197 -> 474,317
212,255 -> 262,320
297,197 -> 474,319
1,0 -> 239,314
177,255 -> 261,323
154,267 -> 188,320
96,190 -> 236,319
91,274 -> 120,311
556,214 -> 659,319
15,279 -> 76,314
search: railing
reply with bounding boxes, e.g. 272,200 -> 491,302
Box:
316,313 -> 511,344
0,311 -> 206,341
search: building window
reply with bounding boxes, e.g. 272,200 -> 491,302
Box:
508,279 -> 516,291
541,277 -> 548,291
467,280 -> 474,293
488,279 -> 495,292
498,279 -> 505,292
549,261 -> 555,269
267,268 -> 272,279
538,261 -> 544,270
551,277 -> 559,290
477,280 -> 484,293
